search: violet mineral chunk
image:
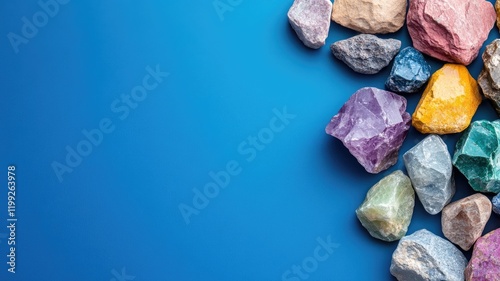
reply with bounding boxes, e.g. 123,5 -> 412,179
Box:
465,228 -> 500,280
325,87 -> 411,173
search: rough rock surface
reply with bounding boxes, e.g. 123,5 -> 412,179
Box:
441,194 -> 492,251
386,47 -> 431,94
331,0 -> 406,34
493,193 -> 500,215
288,0 -> 332,49
407,0 -> 496,65
330,34 -> 401,74
453,120 -> 500,193
391,229 -> 467,281
403,135 -> 455,215
325,87 -> 411,173
412,64 -> 482,134
496,0 -> 500,31
478,39 -> 500,116
356,171 -> 415,242
465,228 -> 500,281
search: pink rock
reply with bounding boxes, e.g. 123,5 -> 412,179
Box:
407,0 -> 496,65
465,228 -> 500,281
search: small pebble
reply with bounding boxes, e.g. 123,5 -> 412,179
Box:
492,193 -> 500,215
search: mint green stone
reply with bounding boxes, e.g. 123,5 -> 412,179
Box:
356,170 -> 415,242
453,120 -> 500,193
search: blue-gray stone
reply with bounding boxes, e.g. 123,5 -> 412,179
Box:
403,135 -> 455,215
493,193 -> 500,215
390,229 -> 467,281
330,34 -> 401,74
385,47 -> 431,94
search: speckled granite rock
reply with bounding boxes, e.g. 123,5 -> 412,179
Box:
325,87 -> 411,173
465,228 -> 500,280
391,229 -> 467,281
478,39 -> 500,116
331,0 -> 406,34
386,47 -> 431,94
407,0 -> 496,65
356,171 -> 415,242
453,120 -> 500,193
288,0 -> 332,49
403,135 -> 455,215
442,194 -> 492,251
330,34 -> 401,74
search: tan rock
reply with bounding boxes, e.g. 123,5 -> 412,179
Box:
441,194 -> 492,251
331,0 -> 406,34
496,0 -> 500,30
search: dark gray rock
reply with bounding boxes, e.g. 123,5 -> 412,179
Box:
478,39 -> 500,115
330,34 -> 401,74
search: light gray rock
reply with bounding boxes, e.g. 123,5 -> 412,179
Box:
478,39 -> 500,115
330,34 -> 401,74
390,229 -> 467,281
287,0 -> 332,49
403,135 -> 455,215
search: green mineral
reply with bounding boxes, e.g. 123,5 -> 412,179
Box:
356,170 -> 415,242
453,120 -> 500,193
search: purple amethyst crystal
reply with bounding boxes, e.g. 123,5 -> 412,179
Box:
325,87 -> 411,173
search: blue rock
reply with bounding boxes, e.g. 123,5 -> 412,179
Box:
385,47 -> 431,94
391,229 -> 467,281
493,193 -> 500,215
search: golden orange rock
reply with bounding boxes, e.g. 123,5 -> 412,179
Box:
412,64 -> 482,134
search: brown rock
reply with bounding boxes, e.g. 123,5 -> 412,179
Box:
496,0 -> 500,30
441,194 -> 492,251
331,0 -> 406,34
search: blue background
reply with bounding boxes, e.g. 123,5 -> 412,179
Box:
1,0 -> 499,280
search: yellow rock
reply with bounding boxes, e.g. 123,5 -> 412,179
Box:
412,64 -> 482,134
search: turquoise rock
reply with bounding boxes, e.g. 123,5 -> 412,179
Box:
356,170 -> 415,242
453,120 -> 500,193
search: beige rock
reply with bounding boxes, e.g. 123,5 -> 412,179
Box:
496,0 -> 500,30
331,0 -> 406,34
441,194 -> 492,251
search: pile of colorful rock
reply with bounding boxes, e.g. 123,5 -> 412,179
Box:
288,0 -> 500,279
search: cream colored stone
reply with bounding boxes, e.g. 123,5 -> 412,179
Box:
331,0 -> 406,34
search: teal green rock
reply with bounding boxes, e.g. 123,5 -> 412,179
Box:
453,120 -> 500,193
356,170 -> 415,242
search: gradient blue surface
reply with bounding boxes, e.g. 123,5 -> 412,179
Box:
1,0 -> 500,280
